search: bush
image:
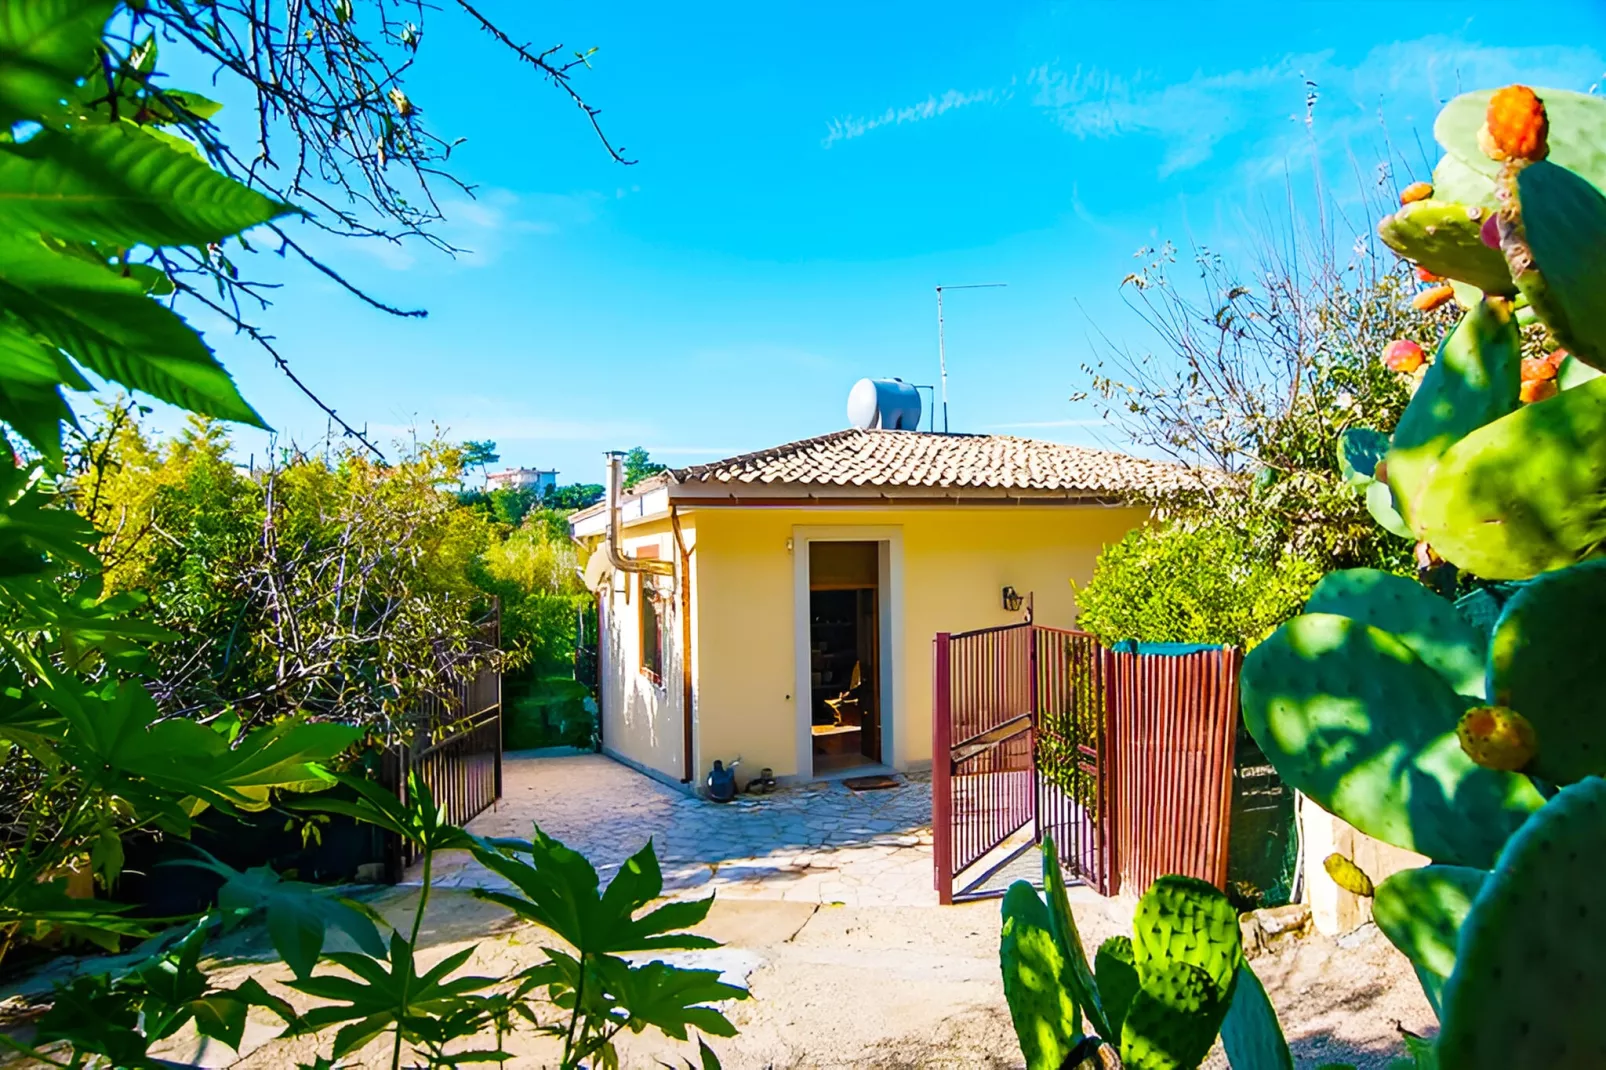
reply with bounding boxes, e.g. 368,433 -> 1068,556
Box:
1074,521 -> 1324,649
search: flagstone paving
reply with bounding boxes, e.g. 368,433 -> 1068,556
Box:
416,750 -> 940,907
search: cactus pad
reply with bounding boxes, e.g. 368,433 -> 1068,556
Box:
1435,87 -> 1606,194
1322,853 -> 1375,897
1487,560 -> 1606,783
1432,152 -> 1498,210
1000,881 -> 1081,1069
1558,352 -> 1603,390
1094,936 -> 1140,1042
1385,299 -> 1522,530
1439,777 -> 1606,1067
1241,613 -> 1545,867
1378,199 -> 1516,295
1118,960 -> 1225,1070
1414,375 -> 1606,580
1338,427 -> 1390,487
1302,568 -> 1488,698
1218,963 -> 1295,1070
1371,864 -> 1486,1017
1040,834 -> 1105,1038
1363,481 -> 1412,539
1514,160 -> 1606,370
1130,875 -> 1242,1001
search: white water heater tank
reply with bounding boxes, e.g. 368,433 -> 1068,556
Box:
847,378 -> 922,431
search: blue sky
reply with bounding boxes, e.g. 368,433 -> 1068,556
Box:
155,1 -> 1605,485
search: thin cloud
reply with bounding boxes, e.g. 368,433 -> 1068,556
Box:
1029,38 -> 1604,180
822,85 -> 1009,147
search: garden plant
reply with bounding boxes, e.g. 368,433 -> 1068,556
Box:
0,0 -> 745,1065
1003,82 -> 1606,1069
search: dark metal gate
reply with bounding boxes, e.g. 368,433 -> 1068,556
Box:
380,615 -> 505,881
932,626 -> 1240,904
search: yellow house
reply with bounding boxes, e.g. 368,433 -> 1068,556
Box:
570,429 -> 1194,790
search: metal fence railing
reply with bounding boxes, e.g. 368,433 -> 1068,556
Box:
933,626 -> 1240,903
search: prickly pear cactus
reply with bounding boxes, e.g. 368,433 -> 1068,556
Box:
1302,568 -> 1487,698
1438,777 -> 1606,1067
1377,199 -> 1515,294
1322,853 -> 1375,897
1487,560 -> 1606,783
1094,937 -> 1140,1041
1039,833 -> 1109,1039
1240,613 -> 1544,868
1385,298 -> 1522,530
1119,960 -> 1225,1070
1218,963 -> 1295,1070
1509,160 -> 1606,370
1000,881 -> 1081,1070
1130,875 -> 1243,1001
1434,86 -> 1606,192
1414,376 -> 1606,580
1371,865 -> 1486,1018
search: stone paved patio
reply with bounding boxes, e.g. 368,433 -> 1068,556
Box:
416,750 -> 940,907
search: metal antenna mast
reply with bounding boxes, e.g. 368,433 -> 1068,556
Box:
934,282 -> 1006,433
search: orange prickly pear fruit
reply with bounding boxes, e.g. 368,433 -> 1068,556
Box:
1373,459 -> 1388,483
1413,284 -> 1456,311
1482,85 -> 1549,162
1415,265 -> 1443,283
1546,349 -> 1569,371
1399,181 -> 1434,205
1383,338 -> 1426,373
1519,378 -> 1558,403
1520,356 -> 1558,382
1457,706 -> 1538,771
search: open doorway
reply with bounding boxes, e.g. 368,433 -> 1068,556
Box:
808,541 -> 881,774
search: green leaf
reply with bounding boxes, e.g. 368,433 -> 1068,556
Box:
0,122 -> 294,247
168,852 -> 385,979
0,235 -> 263,425
0,324 -> 86,461
0,0 -> 117,124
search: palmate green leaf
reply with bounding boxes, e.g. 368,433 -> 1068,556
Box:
468,828 -> 718,956
0,324 -> 87,461
591,955 -> 747,1041
168,851 -> 385,979
0,122 -> 294,247
0,234 -> 262,425
0,0 -> 117,125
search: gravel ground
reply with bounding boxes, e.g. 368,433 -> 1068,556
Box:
82,883 -> 1431,1069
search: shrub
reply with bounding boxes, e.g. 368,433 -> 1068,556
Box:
1074,520 -> 1324,649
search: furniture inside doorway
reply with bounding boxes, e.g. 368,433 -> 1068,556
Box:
808,542 -> 881,774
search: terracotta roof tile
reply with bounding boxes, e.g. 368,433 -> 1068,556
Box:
660,429 -> 1207,496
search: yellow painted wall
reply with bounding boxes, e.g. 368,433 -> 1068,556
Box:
595,518 -> 693,781
685,504 -> 1149,784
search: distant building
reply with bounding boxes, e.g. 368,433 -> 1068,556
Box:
486,467 -> 558,494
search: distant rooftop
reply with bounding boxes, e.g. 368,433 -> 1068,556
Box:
574,430 -> 1211,526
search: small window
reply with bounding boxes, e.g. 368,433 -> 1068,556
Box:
640,575 -> 664,685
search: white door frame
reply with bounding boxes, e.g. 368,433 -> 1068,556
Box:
791,525 -> 904,780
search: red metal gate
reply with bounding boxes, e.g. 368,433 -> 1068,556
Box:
932,626 -> 1240,903
932,623 -> 1107,904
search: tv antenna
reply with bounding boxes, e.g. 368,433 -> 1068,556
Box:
935,282 -> 1006,433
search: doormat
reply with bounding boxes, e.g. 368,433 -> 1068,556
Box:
843,775 -> 900,792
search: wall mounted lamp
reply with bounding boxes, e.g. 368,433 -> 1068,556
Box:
1001,586 -> 1024,613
